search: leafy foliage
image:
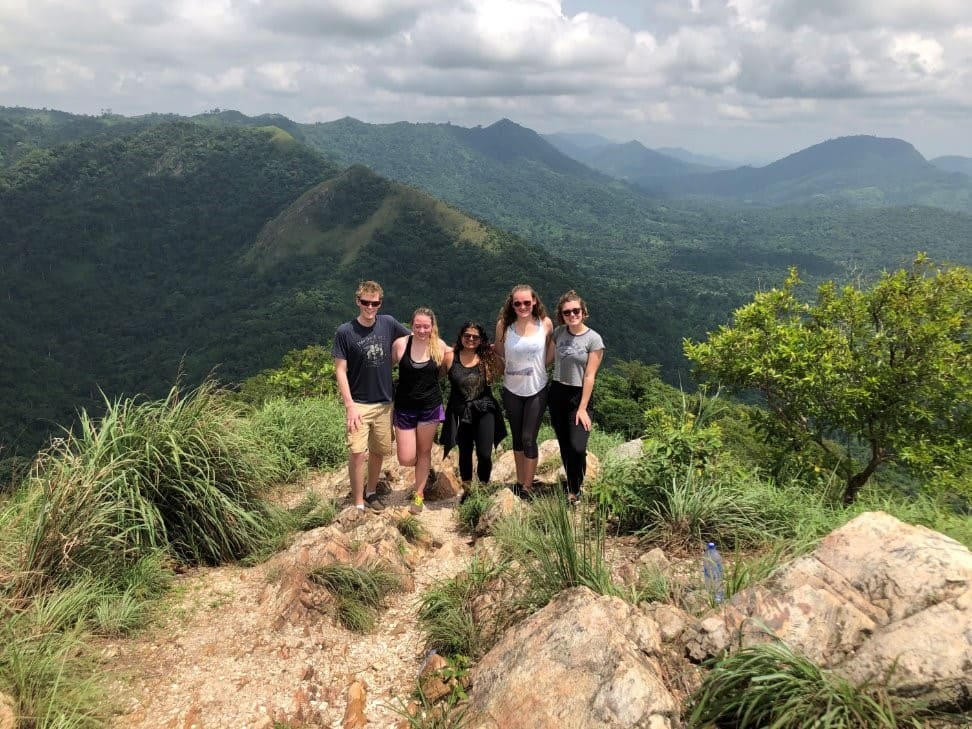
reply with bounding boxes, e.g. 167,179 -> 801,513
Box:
492,496 -> 623,609
685,256 -> 972,502
417,557 -> 512,659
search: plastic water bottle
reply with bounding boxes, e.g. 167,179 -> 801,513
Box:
703,542 -> 725,604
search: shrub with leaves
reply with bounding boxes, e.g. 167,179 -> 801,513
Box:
417,557 -> 512,659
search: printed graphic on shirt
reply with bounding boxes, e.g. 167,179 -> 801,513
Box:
506,365 -> 535,376
358,333 -> 386,368
556,341 -> 585,359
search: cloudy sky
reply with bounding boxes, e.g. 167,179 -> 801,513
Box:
2,0 -> 971,162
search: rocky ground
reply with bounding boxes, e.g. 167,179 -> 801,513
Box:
99,456 -> 477,729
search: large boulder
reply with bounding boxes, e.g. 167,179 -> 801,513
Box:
465,587 -> 678,728
685,512 -> 972,708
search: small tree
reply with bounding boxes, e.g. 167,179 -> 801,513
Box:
684,255 -> 972,503
239,344 -> 336,403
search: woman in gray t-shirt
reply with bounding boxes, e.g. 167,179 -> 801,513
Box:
549,290 -> 605,501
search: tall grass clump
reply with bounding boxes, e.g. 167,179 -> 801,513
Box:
0,576 -> 124,728
688,641 -> 931,728
417,556 -> 511,659
243,396 -> 346,478
308,563 -> 401,633
455,483 -> 500,533
493,496 -> 622,609
4,382 -> 285,600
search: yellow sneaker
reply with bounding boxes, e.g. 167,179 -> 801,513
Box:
409,494 -> 424,514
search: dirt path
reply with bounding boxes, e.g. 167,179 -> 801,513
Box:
100,459 -> 474,729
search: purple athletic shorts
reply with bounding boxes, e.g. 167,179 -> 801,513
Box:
393,405 -> 445,430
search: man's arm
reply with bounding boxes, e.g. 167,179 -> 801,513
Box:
334,357 -> 361,432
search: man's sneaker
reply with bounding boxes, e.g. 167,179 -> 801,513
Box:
364,492 -> 386,512
409,494 -> 424,514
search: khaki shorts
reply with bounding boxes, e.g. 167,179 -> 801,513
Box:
347,402 -> 394,456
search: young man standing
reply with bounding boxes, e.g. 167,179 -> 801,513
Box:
332,281 -> 409,511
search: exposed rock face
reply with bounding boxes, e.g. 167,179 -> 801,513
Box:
685,511 -> 972,709
0,691 -> 15,729
475,488 -> 522,535
260,512 -> 414,628
490,439 -> 599,491
466,587 -> 678,728
608,438 -> 644,461
425,469 -> 461,501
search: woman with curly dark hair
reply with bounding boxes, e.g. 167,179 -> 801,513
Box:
439,322 -> 507,488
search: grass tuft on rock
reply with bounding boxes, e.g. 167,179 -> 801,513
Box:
688,640 -> 933,729
308,563 -> 401,633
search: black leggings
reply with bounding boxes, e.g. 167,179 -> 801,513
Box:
456,412 -> 496,483
548,381 -> 591,494
502,386 -> 548,459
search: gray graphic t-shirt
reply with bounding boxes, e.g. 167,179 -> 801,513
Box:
552,326 -> 605,387
332,315 -> 409,403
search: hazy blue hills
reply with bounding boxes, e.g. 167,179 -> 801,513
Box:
547,138 -> 707,183
652,135 -> 972,212
931,155 -> 972,178
654,147 -> 737,169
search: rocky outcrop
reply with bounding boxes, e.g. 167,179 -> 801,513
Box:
685,511 -> 972,709
466,587 -> 678,728
474,488 -> 522,535
490,439 -> 600,490
260,509 -> 415,628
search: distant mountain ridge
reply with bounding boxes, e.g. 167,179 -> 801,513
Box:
931,155 -> 972,178
651,135 -> 972,211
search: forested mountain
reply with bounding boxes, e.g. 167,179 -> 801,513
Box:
0,120 -> 667,454
652,136 -> 972,212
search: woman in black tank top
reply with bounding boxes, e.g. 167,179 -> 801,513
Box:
392,308 -> 452,513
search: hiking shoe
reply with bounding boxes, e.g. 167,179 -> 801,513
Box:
364,492 -> 386,511
409,494 -> 424,514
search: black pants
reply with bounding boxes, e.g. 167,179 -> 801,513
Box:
456,412 -> 496,483
548,381 -> 590,494
502,386 -> 548,459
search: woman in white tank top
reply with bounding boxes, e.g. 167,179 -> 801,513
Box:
494,284 -> 554,499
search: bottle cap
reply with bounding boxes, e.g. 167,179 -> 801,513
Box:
706,542 -> 716,549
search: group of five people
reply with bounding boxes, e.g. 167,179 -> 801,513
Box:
332,280 -> 604,513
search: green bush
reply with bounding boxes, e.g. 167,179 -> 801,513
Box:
455,482 -> 501,533
417,556 -> 511,659
0,609 -> 106,728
